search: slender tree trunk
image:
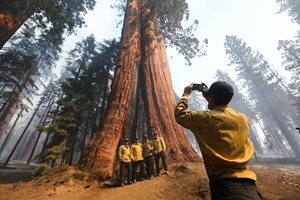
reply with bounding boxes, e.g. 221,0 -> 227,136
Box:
27,92 -> 56,164
0,107 -> 23,157
78,0 -> 199,179
0,88 -> 23,136
3,99 -> 43,166
67,127 -> 79,165
245,67 -> 300,157
39,103 -> 61,161
249,126 -> 259,160
98,74 -> 110,130
90,87 -> 102,139
0,63 -> 34,136
80,116 -> 91,156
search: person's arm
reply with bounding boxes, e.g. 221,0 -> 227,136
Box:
118,146 -> 123,162
174,84 -> 210,130
174,95 -> 204,130
160,137 -> 166,151
149,141 -> 154,151
130,146 -> 134,161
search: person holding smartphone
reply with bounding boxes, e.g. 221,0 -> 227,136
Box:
175,81 -> 264,200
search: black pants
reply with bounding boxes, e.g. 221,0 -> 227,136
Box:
119,161 -> 132,183
209,178 -> 265,200
154,151 -> 168,175
144,155 -> 154,178
132,160 -> 144,180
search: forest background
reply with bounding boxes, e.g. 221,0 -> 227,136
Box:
0,0 -> 300,174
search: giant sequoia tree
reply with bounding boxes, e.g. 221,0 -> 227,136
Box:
78,0 -> 201,178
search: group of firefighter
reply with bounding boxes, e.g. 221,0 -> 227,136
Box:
118,132 -> 169,186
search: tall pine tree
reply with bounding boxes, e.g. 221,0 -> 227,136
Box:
224,35 -> 300,158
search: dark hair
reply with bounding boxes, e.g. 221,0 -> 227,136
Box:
207,81 -> 234,105
214,93 -> 233,105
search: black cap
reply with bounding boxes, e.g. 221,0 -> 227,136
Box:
203,81 -> 234,104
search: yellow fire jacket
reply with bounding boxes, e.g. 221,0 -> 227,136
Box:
153,137 -> 166,154
174,95 -> 257,182
131,143 -> 144,161
143,140 -> 154,157
118,145 -> 131,163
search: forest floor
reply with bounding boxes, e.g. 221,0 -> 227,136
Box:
0,160 -> 300,200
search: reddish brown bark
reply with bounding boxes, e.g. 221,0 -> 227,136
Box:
78,0 -> 199,179
78,0 -> 142,179
141,16 -> 198,161
0,10 -> 29,49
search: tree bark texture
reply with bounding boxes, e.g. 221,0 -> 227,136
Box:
0,9 -> 30,49
140,15 -> 198,161
78,0 -> 199,179
78,0 -> 142,179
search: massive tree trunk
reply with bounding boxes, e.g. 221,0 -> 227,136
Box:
78,0 -> 142,178
78,0 -> 199,179
140,15 -> 197,160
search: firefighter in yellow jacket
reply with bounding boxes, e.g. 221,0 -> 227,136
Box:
131,136 -> 144,182
175,81 -> 264,200
143,134 -> 154,179
153,132 -> 169,176
118,138 -> 132,186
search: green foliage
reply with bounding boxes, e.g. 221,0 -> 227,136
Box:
72,171 -> 87,180
113,0 -> 204,65
33,162 -> 69,177
147,0 -> 203,65
35,124 -> 46,132
37,36 -> 120,165
0,19 -> 63,124
2,0 -> 96,34
33,163 -> 49,176
45,139 -> 69,161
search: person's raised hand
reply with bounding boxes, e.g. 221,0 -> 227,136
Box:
183,83 -> 193,97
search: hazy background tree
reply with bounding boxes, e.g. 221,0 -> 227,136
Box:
277,39 -> 300,110
215,70 -> 264,158
0,19 -> 62,136
224,35 -> 300,158
276,0 -> 300,116
277,0 -> 300,25
35,36 -> 119,167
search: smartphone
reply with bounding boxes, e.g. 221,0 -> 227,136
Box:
192,83 -> 204,91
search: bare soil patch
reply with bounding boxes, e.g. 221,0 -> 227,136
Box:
0,161 -> 299,200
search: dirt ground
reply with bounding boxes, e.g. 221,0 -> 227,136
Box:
0,161 -> 299,200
